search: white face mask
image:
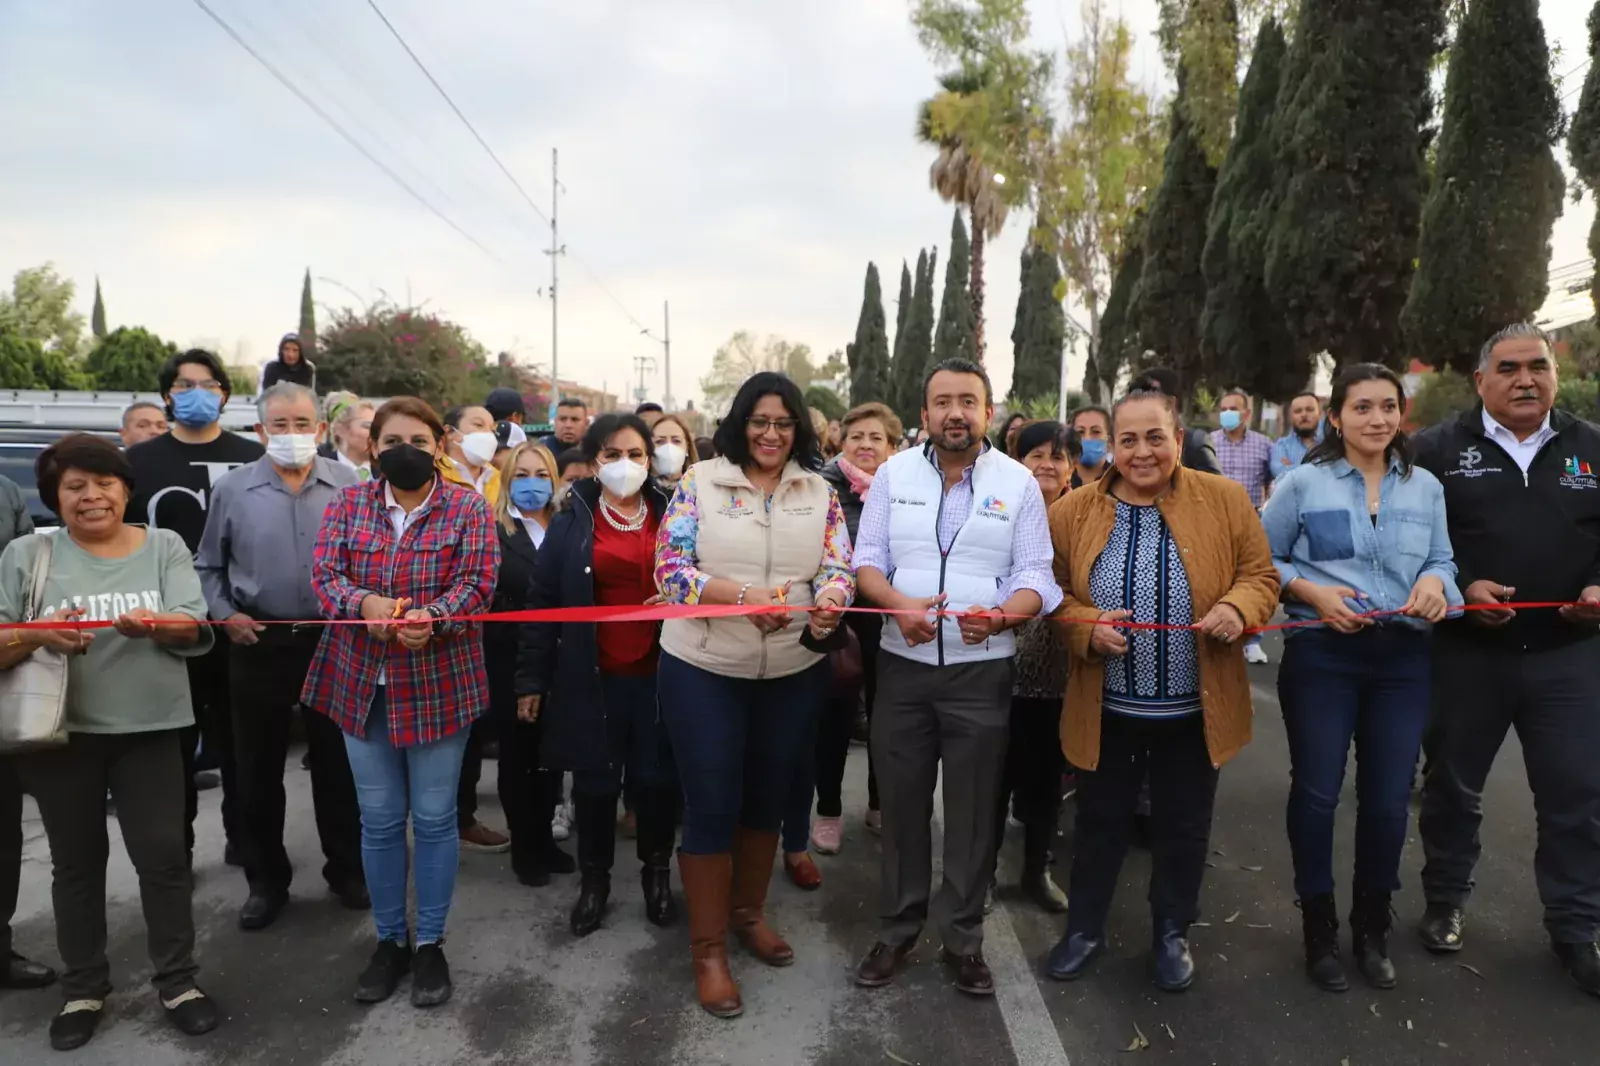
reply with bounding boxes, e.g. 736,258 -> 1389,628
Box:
652,443 -> 687,477
265,433 -> 320,469
597,457 -> 649,498
459,431 -> 498,466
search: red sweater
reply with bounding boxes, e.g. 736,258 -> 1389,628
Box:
592,510 -> 661,676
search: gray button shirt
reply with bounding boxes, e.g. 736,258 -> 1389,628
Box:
196,455 -> 357,621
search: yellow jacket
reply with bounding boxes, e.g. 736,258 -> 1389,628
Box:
437,454 -> 502,506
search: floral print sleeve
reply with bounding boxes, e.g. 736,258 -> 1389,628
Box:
655,467 -> 710,604
812,486 -> 856,605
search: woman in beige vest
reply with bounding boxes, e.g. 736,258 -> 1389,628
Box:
654,372 -> 855,1019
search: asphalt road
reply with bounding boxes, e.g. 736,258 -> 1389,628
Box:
4,630 -> 1599,1064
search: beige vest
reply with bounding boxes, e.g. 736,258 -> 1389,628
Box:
659,457 -> 831,679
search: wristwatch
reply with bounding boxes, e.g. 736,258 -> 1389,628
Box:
423,603 -> 461,637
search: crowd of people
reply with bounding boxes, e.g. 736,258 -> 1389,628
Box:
0,320 -> 1597,1052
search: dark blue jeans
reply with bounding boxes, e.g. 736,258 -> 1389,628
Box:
1278,626 -> 1431,899
658,653 -> 829,855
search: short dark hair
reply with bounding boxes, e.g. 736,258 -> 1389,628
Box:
484,387 -> 525,422
1128,366 -> 1179,398
1289,391 -> 1321,407
635,402 -> 664,416
712,372 -> 822,472
441,405 -> 464,429
1304,363 -> 1413,476
555,447 -> 589,476
158,349 -> 231,398
922,357 -> 993,408
1070,404 -> 1111,431
557,397 -> 587,413
37,433 -> 134,516
1012,420 -> 1080,462
369,396 -> 446,448
581,412 -> 655,464
694,436 -> 716,460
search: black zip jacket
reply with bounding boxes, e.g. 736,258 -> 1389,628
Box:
1412,405 -> 1600,651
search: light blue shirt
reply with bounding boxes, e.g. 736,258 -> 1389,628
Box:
1260,455 -> 1462,633
1269,428 -> 1323,475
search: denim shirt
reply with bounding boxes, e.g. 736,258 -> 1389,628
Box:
1260,455 -> 1463,632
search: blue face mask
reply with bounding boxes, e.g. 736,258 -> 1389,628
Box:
1218,410 -> 1243,432
170,389 -> 222,428
1079,437 -> 1107,467
509,476 -> 553,514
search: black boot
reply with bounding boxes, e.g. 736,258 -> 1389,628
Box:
512,769 -> 574,886
570,792 -> 616,938
637,787 -> 679,927
1019,820 -> 1067,914
1298,894 -> 1348,992
1350,887 -> 1397,989
1149,918 -> 1195,992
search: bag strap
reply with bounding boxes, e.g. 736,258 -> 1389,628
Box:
23,534 -> 53,624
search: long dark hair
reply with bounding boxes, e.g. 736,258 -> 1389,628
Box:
711,372 -> 822,472
1304,363 -> 1413,477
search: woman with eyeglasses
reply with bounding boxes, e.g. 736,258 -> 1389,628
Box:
655,372 -> 855,1018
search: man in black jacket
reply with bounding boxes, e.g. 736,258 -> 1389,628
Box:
1412,322 -> 1600,998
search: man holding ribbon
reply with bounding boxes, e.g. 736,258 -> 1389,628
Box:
851,357 -> 1061,998
1413,322 -> 1600,998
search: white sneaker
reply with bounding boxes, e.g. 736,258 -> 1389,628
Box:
551,802 -> 572,842
1244,643 -> 1269,665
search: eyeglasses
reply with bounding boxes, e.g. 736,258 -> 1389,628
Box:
748,417 -> 798,433
169,379 -> 225,394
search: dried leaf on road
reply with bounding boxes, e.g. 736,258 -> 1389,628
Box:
1456,962 -> 1486,981
1224,911 -> 1242,924
1246,923 -> 1272,930
1406,1019 -> 1413,1031
885,1051 -> 916,1066
1368,1003 -> 1380,1018
1122,1023 -> 1151,1052
1212,846 -> 1227,856
1239,864 -> 1264,872
1192,921 -> 1212,928
630,1015 -> 651,1028
1216,952 -> 1229,962
1205,860 -> 1218,869
1162,1022 -> 1176,1040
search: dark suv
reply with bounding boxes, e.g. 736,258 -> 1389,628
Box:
0,427 -> 120,529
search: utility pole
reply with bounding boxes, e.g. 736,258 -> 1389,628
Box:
661,301 -> 673,411
632,352 -> 658,406
543,148 -> 566,425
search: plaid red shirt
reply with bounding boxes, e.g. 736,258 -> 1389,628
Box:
301,478 -> 500,747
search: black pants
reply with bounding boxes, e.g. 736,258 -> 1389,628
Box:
0,756 -> 20,960
994,696 -> 1065,874
182,639 -> 240,856
16,730 -> 198,1000
1421,636 -> 1600,942
483,633 -> 561,873
1066,713 -> 1219,935
230,629 -> 363,893
456,716 -> 495,831
575,787 -> 678,876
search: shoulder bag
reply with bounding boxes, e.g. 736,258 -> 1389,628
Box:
0,535 -> 70,751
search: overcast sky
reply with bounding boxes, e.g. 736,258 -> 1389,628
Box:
0,0 -> 1591,410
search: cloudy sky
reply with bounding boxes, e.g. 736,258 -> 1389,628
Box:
0,0 -> 1591,411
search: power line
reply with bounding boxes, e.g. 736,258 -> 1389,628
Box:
191,0 -> 507,267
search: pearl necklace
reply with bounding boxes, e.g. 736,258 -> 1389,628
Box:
599,495 -> 647,533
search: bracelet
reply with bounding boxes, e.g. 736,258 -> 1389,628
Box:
736,583 -> 754,606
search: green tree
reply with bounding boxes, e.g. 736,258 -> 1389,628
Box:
934,210 -> 977,364
90,277 -> 106,339
804,385 -> 847,422
1403,0 -> 1564,376
891,260 -> 913,372
697,331 -> 819,416
0,329 -> 92,390
1008,242 -> 1065,405
0,264 -> 87,360
84,326 -> 178,391
1137,70 -> 1219,399
1201,18 -> 1302,401
318,300 -> 491,409
1408,368 -> 1480,427
1156,0 -> 1241,166
848,263 -> 892,405
1096,216 -> 1147,393
1570,5 -> 1600,321
299,269 -> 318,362
1264,0 -> 1446,370
894,248 -> 939,427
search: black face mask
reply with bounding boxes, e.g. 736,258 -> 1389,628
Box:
378,444 -> 436,491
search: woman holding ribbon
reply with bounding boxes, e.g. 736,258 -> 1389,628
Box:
303,397 -> 498,1009
655,372 -> 855,1018
485,441 -> 573,887
1260,363 -> 1458,993
516,413 -> 680,938
1044,390 -> 1279,992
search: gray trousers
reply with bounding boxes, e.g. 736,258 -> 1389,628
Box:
1420,635 -> 1600,943
871,653 -> 1011,957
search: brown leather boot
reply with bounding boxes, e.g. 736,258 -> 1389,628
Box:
729,826 -> 794,967
677,852 -> 742,1018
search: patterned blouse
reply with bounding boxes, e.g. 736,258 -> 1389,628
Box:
1088,500 -> 1201,719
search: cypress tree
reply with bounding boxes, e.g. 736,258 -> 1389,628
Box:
891,260 -> 913,369
933,210 -> 976,364
1403,0 -> 1564,375
1008,243 -> 1064,405
90,277 -> 106,340
1265,0 -> 1445,370
299,268 -> 318,360
895,248 -> 938,426
1093,224 -> 1146,398
1137,70 -> 1218,399
849,262 -> 892,405
1571,4 -> 1600,323
1200,18 -> 1302,401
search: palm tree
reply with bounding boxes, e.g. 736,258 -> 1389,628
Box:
918,70 -> 1010,362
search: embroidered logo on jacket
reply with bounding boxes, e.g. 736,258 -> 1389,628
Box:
1561,456 -> 1597,490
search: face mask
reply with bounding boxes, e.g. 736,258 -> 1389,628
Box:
1218,410 -> 1243,432
509,476 -> 553,513
1079,438 -> 1107,467
265,433 -> 319,469
458,431 -> 498,466
652,443 -> 687,478
171,389 -> 221,428
377,443 -> 436,492
597,458 -> 649,498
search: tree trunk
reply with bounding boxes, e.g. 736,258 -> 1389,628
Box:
969,207 -> 986,362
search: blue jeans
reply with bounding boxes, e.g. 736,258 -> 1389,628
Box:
658,653 -> 828,854
1278,627 -> 1431,898
342,689 -> 471,945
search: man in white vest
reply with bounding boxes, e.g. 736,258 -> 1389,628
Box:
850,358 -> 1062,997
